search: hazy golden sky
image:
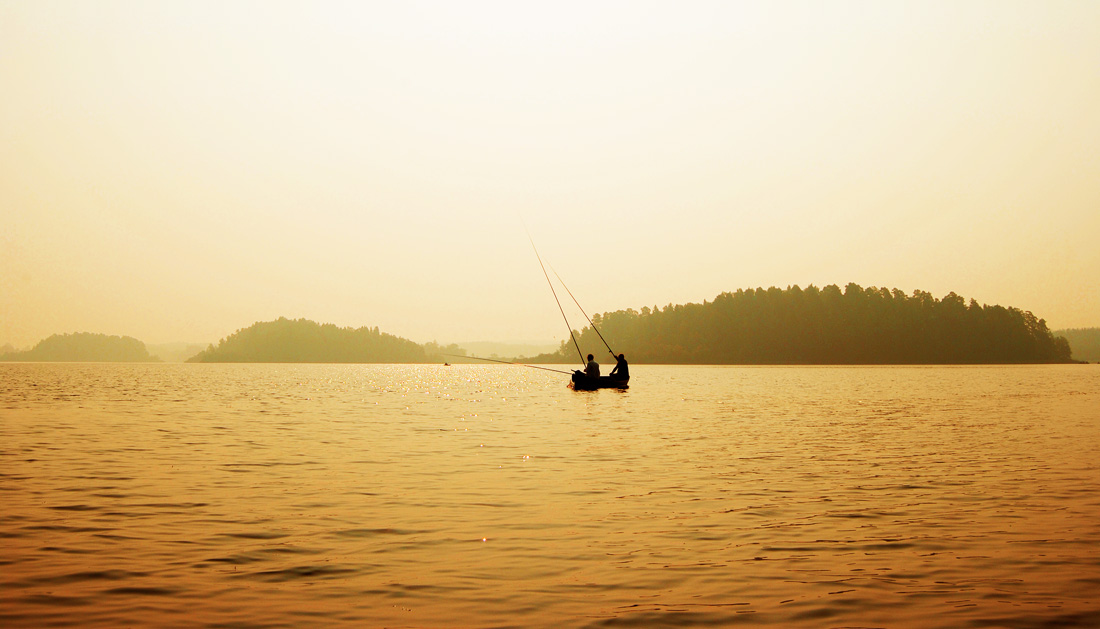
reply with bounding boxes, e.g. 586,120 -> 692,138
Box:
2,1 -> 1098,347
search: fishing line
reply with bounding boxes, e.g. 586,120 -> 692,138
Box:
441,354 -> 574,375
525,230 -> 585,366
549,264 -> 616,359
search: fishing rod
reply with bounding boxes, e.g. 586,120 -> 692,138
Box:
527,233 -> 586,366
441,354 -> 574,375
550,264 -> 616,360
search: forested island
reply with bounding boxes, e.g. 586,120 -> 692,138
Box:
0,332 -> 158,362
186,317 -> 459,363
527,284 -> 1073,364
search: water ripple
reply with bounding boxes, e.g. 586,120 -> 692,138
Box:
1,363 -> 1097,627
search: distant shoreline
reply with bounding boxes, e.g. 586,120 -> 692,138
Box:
4,286 -> 1095,365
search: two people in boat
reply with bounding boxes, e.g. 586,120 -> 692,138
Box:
580,353 -> 629,380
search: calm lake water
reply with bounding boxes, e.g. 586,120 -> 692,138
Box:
1,363 -> 1098,628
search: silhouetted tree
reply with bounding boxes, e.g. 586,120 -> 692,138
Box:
1052,328 -> 1099,362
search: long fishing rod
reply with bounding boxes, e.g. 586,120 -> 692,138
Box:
441,354 -> 574,375
527,234 -> 586,366
550,265 -> 616,359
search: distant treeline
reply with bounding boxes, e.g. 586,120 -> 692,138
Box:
187,317 -> 463,363
528,284 -> 1073,365
2,294 -> 1086,366
1053,328 -> 1100,363
0,332 -> 157,362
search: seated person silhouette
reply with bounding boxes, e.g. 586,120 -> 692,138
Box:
609,354 -> 628,380
584,354 -> 599,378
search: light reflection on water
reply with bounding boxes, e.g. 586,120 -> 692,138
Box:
1,363 -> 1098,628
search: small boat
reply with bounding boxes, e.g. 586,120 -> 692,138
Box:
527,236 -> 631,391
570,371 -> 629,390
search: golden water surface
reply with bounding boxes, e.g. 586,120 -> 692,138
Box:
2,364 -> 1098,628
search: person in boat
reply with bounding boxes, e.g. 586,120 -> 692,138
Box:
584,353 -> 600,378
609,354 -> 628,380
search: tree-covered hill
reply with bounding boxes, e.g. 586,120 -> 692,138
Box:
0,332 -> 158,362
1053,328 -> 1100,363
529,283 -> 1073,365
187,317 -> 431,363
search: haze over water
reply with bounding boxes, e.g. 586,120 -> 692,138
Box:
3,2 -> 1098,348
2,363 -> 1098,628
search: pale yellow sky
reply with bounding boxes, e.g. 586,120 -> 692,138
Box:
2,1 -> 1098,348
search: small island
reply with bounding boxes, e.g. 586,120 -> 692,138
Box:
0,332 -> 158,362
187,317 -> 434,363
